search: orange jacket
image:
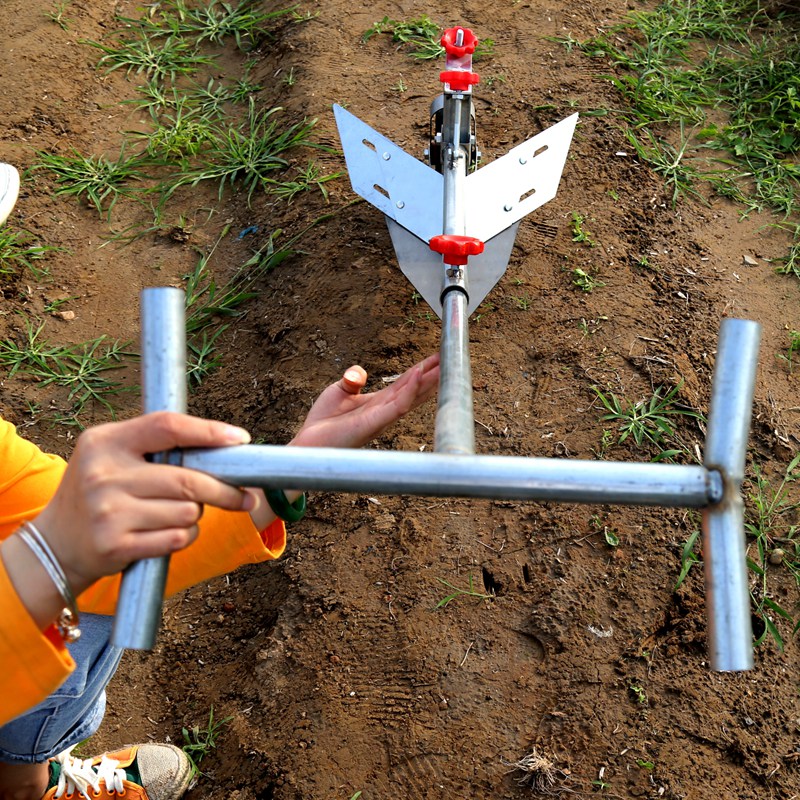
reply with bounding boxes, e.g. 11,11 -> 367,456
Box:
0,417 -> 285,725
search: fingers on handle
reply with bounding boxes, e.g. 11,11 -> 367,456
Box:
97,412 -> 251,455
122,525 -> 201,561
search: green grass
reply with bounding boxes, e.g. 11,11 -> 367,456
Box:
744,454 -> 800,649
184,224 -> 294,385
565,0 -> 800,267
132,95 -> 213,167
176,98 -> 317,205
435,575 -> 494,608
87,34 -> 215,83
363,15 -> 494,60
117,0 -> 295,50
182,706 -> 233,778
272,161 -> 344,203
33,149 -> 150,218
592,382 -> 703,461
0,319 -> 134,421
0,226 -> 59,279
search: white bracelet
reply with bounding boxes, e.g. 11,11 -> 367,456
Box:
17,521 -> 81,643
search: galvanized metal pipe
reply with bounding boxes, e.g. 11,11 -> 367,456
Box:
435,289 -> 475,454
435,90 -> 475,455
112,288 -> 186,650
702,318 -> 761,671
182,445 -> 721,507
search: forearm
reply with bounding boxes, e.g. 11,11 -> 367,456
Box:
0,532 -> 68,633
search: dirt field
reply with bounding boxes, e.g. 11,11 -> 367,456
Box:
1,1 -> 798,798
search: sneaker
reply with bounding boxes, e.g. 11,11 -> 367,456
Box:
0,163 -> 20,226
46,744 -> 193,800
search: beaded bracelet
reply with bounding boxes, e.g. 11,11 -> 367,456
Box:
265,489 -> 307,523
16,521 -> 81,643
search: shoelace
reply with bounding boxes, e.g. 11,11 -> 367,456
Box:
53,746 -> 127,799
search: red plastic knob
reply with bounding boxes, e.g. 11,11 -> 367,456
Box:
441,27 -> 478,58
429,234 -> 485,266
439,70 -> 480,91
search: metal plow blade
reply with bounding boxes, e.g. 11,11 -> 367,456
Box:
387,219 -> 519,317
334,104 -> 578,317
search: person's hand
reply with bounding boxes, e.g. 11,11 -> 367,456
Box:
289,354 -> 440,450
33,412 -> 256,596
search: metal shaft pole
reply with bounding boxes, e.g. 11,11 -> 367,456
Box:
112,287 -> 186,650
702,318 -> 760,671
435,289 -> 474,454
435,90 -> 475,454
182,445 -> 720,507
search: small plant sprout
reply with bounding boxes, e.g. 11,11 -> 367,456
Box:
512,293 -> 532,310
592,766 -> 611,792
282,66 -> 297,87
391,77 -> 408,93
570,211 -> 596,246
45,1 -> 72,30
435,574 -> 494,608
629,682 -> 647,704
503,748 -> 570,792
181,706 -> 233,777
675,529 -> 701,589
777,329 -> 800,373
603,528 -> 620,547
571,267 -> 604,293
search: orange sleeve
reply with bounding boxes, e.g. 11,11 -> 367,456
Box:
77,511 -> 286,614
0,418 -> 67,539
0,555 -> 75,726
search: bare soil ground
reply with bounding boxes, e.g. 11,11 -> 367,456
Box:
1,1 -> 798,798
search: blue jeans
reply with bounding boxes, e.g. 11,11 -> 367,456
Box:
0,614 -> 121,764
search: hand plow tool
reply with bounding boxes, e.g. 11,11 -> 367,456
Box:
114,27 -> 761,674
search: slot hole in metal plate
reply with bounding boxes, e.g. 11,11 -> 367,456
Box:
373,184 -> 390,199
519,187 -> 536,203
533,144 -> 548,158
362,138 -> 377,152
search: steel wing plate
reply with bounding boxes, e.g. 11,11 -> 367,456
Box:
465,113 -> 578,243
333,104 -> 443,244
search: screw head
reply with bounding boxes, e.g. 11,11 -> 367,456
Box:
382,152 -> 391,161
504,203 -> 514,212
396,200 -> 405,209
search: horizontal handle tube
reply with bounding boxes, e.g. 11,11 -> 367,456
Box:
182,446 -> 721,508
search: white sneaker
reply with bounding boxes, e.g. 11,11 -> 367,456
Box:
0,163 -> 20,226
